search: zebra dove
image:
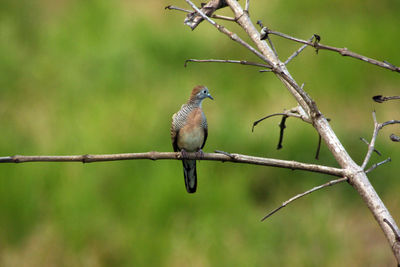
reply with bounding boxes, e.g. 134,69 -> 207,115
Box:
171,85 -> 214,193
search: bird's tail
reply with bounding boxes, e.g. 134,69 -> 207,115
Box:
182,159 -> 197,193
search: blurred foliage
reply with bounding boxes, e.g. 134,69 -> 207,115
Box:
0,0 -> 399,266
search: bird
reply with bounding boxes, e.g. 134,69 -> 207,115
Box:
171,85 -> 214,193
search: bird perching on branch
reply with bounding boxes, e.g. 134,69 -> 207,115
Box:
171,85 -> 214,193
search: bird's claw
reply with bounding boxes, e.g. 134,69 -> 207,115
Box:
196,149 -> 204,159
180,149 -> 189,159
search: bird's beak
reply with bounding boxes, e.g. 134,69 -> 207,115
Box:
207,93 -> 214,100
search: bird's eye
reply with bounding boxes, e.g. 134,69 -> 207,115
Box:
203,90 -> 207,94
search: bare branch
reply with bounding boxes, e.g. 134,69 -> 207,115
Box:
373,95 -> 400,103
184,59 -> 271,69
184,0 -> 270,63
257,21 -> 278,58
365,157 -> 391,174
380,120 -> 400,129
252,106 -> 312,133
261,177 -> 348,221
360,137 -> 382,156
361,112 -> 400,170
183,0 -> 230,29
165,5 -> 235,22
361,112 -> 380,170
263,28 -> 400,73
0,151 -> 346,177
285,35 -> 315,65
245,0 -> 250,13
315,134 -> 322,160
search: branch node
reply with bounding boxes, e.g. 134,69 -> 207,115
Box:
12,155 -> 21,163
82,154 -> 91,163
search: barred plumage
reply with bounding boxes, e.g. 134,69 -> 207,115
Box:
171,85 -> 213,193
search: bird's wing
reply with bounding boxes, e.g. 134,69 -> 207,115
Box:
171,113 -> 180,152
201,125 -> 208,149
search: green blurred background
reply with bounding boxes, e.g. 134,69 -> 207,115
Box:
0,0 -> 399,266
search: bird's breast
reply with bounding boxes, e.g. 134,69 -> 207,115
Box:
177,108 -> 205,152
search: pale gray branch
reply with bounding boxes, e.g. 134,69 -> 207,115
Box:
261,177 -> 348,221
185,59 -> 271,69
0,151 -> 345,177
264,27 -> 400,73
184,0 -> 270,64
165,5 -> 235,21
285,35 -> 315,65
361,112 -> 400,170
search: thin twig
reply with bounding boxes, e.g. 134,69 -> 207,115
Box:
361,112 -> 400,170
373,95 -> 400,103
365,157 -> 391,173
214,150 -> 234,158
261,177 -> 348,221
0,151 -> 345,177
184,59 -> 271,68
315,134 -> 322,160
252,105 -> 312,133
257,21 -> 278,58
360,137 -> 382,156
361,112 -> 380,170
165,5 -> 236,21
264,28 -> 400,73
245,0 -> 250,13
380,120 -> 400,129
252,113 -> 290,132
184,0 -> 270,63
277,115 -> 288,150
285,35 -> 315,65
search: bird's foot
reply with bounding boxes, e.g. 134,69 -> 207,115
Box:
196,149 -> 204,159
180,149 -> 189,159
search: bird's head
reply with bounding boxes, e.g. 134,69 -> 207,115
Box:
190,85 -> 214,103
